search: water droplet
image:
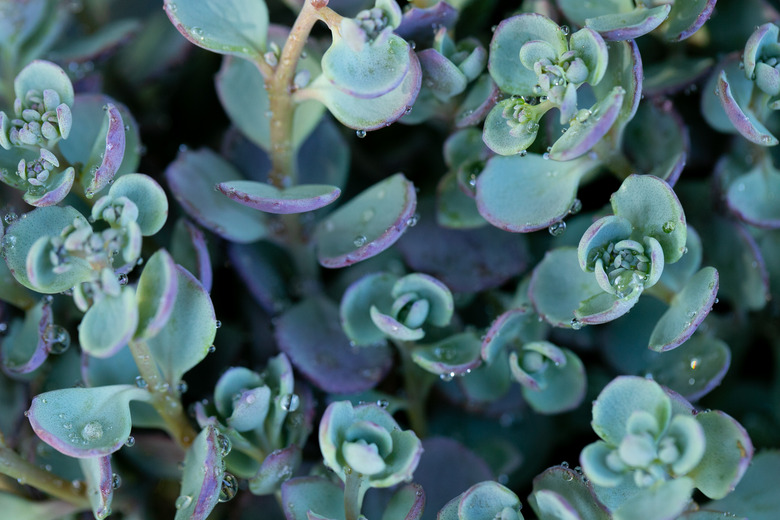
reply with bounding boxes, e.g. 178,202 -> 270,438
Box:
548,221 -> 566,236
662,221 -> 676,234
125,436 -> 135,447
81,421 -> 103,441
519,149 -> 527,157
570,318 -> 582,330
135,376 -> 147,389
568,199 -> 582,215
3,212 -> 18,224
117,273 -> 128,285
353,235 -> 367,247
561,25 -> 570,35
406,214 -> 419,227
439,372 -> 455,382
208,345 -> 216,353
564,472 -> 574,481
192,26 -> 205,40
178,381 -> 188,394
376,399 -> 389,408
355,129 -> 367,138
561,461 -> 569,468
175,495 -> 192,510
216,433 -> 232,457
112,473 -> 122,489
215,320 -> 222,329
280,393 -> 300,412
45,325 -> 71,354
543,152 -> 550,160
218,474 -> 238,502
688,377 -> 696,385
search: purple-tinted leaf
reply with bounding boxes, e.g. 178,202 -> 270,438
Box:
550,85 -> 624,160
624,98 -> 688,185
175,425 -> 227,520
105,173 -> 168,236
646,335 -> 731,402
217,181 -> 340,214
281,476 -> 345,520
398,200 -> 528,292
315,173 -> 416,268
228,241 -> 295,314
84,103 -> 125,198
249,444 -> 301,495
275,296 -> 392,393
395,1 -> 458,45
575,289 -> 641,324
725,162 -> 780,228
412,332 -> 482,376
530,465 -> 610,520
1,299 -> 52,374
28,384 -> 150,458
436,169 -> 486,229
649,267 -> 719,352
79,287 -> 138,358
79,455 -> 113,520
165,147 -> 267,242
455,73 -> 500,128
716,70 -> 778,146
418,48 -> 468,101
592,40 -> 643,138
482,307 -> 545,365
135,249 -> 178,340
705,451 -> 778,519
519,348 -> 587,414
661,0 -> 717,41
585,5 -> 671,41
477,153 -> 597,232
644,57 -> 714,97
171,219 -> 212,293
382,483 -> 425,520
23,167 -> 75,207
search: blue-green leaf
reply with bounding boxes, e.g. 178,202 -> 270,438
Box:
79,287 -> 138,358
175,425 -> 227,520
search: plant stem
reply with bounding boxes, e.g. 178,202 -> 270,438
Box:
395,341 -> 436,437
0,445 -> 89,508
343,470 -> 368,520
128,338 -> 197,450
265,0 -> 328,189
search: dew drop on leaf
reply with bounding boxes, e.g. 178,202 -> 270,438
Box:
218,474 -> 238,503
125,436 -> 135,447
356,129 -> 367,139
548,221 -> 566,236
112,473 -> 122,489
280,393 -> 300,412
216,433 -> 232,456
353,235 -> 367,247
81,421 -> 103,441
175,495 -> 192,510
662,221 -> 676,233
135,376 -> 147,389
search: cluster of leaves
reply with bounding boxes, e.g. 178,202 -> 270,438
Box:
2,0 -> 780,519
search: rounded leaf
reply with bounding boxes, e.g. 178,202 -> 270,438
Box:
716,70 -> 778,146
585,5 -> 671,41
412,332 -> 482,376
14,60 -> 74,107
340,272 -> 397,347
106,174 -> 168,236
175,425 -> 227,520
726,163 -> 780,228
216,181 -> 340,214
520,348 -> 586,414
135,249 -> 178,340
591,376 -> 671,446
79,287 -> 138,358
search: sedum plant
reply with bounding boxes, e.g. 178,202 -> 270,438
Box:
1,0 -> 780,519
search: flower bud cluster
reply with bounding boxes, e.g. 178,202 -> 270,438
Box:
7,89 -> 71,147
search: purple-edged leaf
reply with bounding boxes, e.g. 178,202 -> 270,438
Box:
217,181 -> 340,214
340,272 -> 397,347
281,476 -> 346,520
575,288 -> 641,324
520,348 -> 586,414
135,249 -> 178,340
659,225 -> 703,293
689,411 -> 753,499
14,60 -> 74,107
418,48 -> 468,101
175,425 -> 226,520
302,48 -> 421,131
275,297 -> 392,393
477,152 -> 596,232
530,465 -> 610,520
322,33 -> 410,99
412,332 -> 482,376
249,444 -> 301,495
623,99 -> 688,185
370,305 -> 423,341
147,265 -> 216,384
172,219 -> 212,293
28,384 -> 150,458
216,50 -> 324,152
79,287 -> 138,358
165,147 -> 267,242
482,307 -> 545,365
228,241 -> 294,314
437,169 -> 486,229
455,73 -> 500,128
395,1 -> 458,44
1,299 -> 52,374
649,267 -> 719,352
79,455 -> 113,520
3,206 -> 92,292
646,335 -> 731,402
556,0 -> 634,26
706,451 -> 780,519
0,492 -> 82,520
163,0 -> 268,60
529,247 -> 603,328
701,56 -> 745,133
398,199 -> 529,292
488,13 -> 567,96
83,103 -> 125,198
744,23 -> 779,81
23,167 -> 75,207
481,98 -> 546,156
726,164 -> 780,228
550,85 -> 624,161
661,0 -> 717,41
717,70 -> 778,146
0,259 -> 36,310
592,40 -> 642,139
382,483 -> 425,520
577,215 -> 634,271
457,481 -> 522,519
106,174 -> 169,236
213,366 -> 264,418
614,477 -> 694,520
644,56 -> 714,97
585,5 -> 671,40
315,173 -> 416,268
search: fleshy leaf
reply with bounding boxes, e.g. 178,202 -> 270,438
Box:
660,0 -> 717,41
276,296 -> 393,393
591,40 -> 642,139
14,60 -> 74,107
457,481 -> 523,520
228,240 -> 294,314
706,451 -> 780,519
146,265 -> 216,384
520,348 -> 586,414
105,174 -> 168,236
412,332 -> 482,376
382,483 -> 425,520
164,0 -> 268,59
481,307 -> 543,365
165,147 -> 267,242
79,287 -> 138,358
613,477 -> 694,520
623,99 -> 688,184
340,272 -> 397,347
1,299 -> 52,374
175,425 -> 227,520
437,169 -> 486,229
481,98 -> 544,156
83,103 -> 125,198
315,173 -> 416,268
248,444 -> 301,495
716,70 -> 778,146
79,456 -> 113,520
135,249 -> 178,340
281,476 -> 346,520
454,73 -> 500,128
648,267 -> 719,352
585,5 -> 671,41
28,384 -> 150,458
726,163 -> 780,228
418,48 -> 468,101
3,205 -> 92,292
302,48 -> 421,131
591,376 -> 671,446
172,219 -> 212,292
530,465 -> 610,520
688,411 -> 753,499
216,181 -> 340,214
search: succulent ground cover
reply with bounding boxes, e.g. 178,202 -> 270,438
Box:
1,0 -> 780,518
